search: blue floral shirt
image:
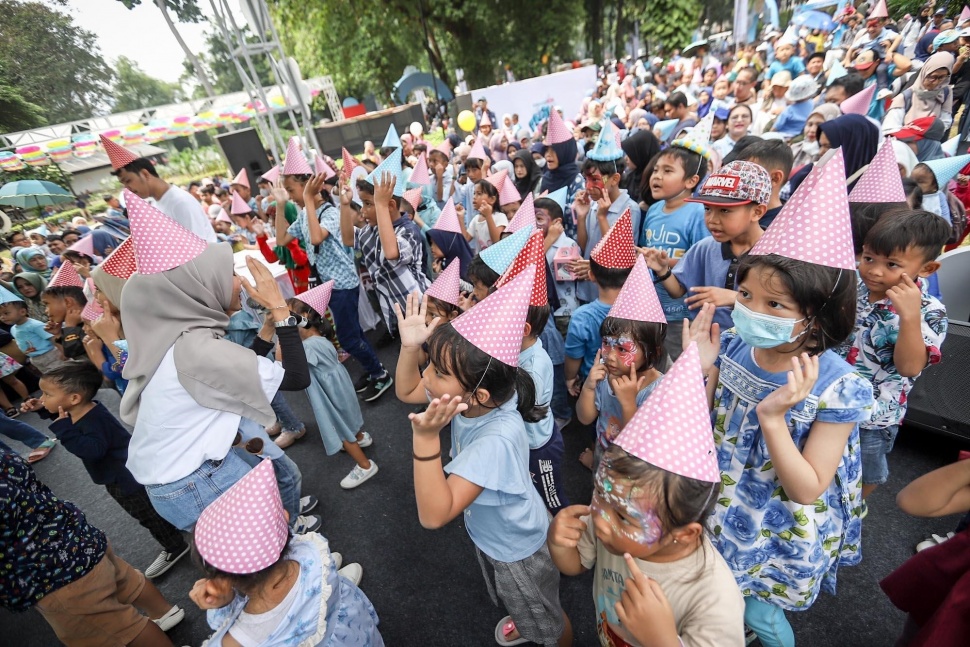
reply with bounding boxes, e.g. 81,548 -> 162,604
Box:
834,277 -> 947,430
710,331 -> 873,611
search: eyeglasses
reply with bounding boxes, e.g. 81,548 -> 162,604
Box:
926,73 -> 951,83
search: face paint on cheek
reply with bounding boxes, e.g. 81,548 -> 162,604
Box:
593,465 -> 665,546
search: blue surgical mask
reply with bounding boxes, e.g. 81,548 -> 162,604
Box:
731,301 -> 809,349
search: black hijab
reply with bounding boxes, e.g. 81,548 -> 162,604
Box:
620,129 -> 661,203
512,149 -> 542,199
540,139 -> 581,194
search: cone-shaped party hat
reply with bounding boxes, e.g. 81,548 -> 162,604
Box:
366,147 -> 405,197
587,120 -> 625,161
451,263 -> 535,367
194,459 -> 289,574
216,208 -> 233,224
614,342 -> 719,483
48,260 -> 84,288
382,123 -> 401,149
409,152 -> 431,186
231,168 -> 249,188
924,153 -> 970,188
261,165 -> 280,184
479,111 -> 492,127
544,108 -> 573,145
498,175 -> 522,206
432,198 -> 463,234
281,138 -> 312,175
0,286 -> 24,304
750,148 -> 855,270
505,193 -> 537,234
942,135 -> 961,157
849,138 -> 907,203
295,279 -> 333,316
671,112 -> 714,159
99,237 -> 136,279
544,186 -> 568,211
230,192 -> 251,215
485,168 -> 509,190
590,208 -> 637,269
467,138 -> 489,162
826,59 -> 848,86
653,118 -> 679,141
425,259 -> 461,306
494,231 -> 548,307
839,84 -> 875,116
81,298 -> 104,321
480,225 -> 532,274
403,187 -> 423,212
68,234 -> 96,258
341,147 -> 359,173
100,134 -> 139,170
607,256 -> 667,323
869,0 -> 889,19
125,189 -> 208,275
314,155 -> 336,180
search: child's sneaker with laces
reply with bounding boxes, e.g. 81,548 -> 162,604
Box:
293,514 -> 322,534
340,461 -> 379,489
360,372 -> 393,402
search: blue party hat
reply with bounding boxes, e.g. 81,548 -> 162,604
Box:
924,153 -> 970,188
653,118 -> 679,141
0,286 -> 24,304
545,186 -> 568,211
942,135 -> 961,157
826,59 -> 848,86
367,148 -> 406,197
382,123 -> 401,149
480,226 -> 532,274
587,120 -> 624,162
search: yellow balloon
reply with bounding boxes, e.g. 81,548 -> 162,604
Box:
457,109 -> 477,132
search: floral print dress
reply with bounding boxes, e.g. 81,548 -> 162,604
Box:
709,331 -> 874,612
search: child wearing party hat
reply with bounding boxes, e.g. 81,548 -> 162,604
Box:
574,120 -> 642,304
576,256 -> 667,470
427,198 -> 474,282
452,139 -> 490,227
342,150 -> 431,349
687,150 -> 874,646
466,172 -> 508,252
276,139 -> 392,399
0,286 -> 68,374
465,224 -> 533,304
190,460 -> 384,645
285,281 -> 379,489
638,120 -> 712,361
649,160 -> 771,330
911,154 -> 970,229
403,267 -> 574,647
493,232 -> 570,515
549,343 -> 745,647
847,138 -> 911,257
41,279 -> 88,361
564,210 -> 637,398
536,189 -> 581,336
836,210 -> 950,502
538,108 -> 585,241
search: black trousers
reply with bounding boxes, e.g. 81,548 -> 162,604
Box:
105,483 -> 187,554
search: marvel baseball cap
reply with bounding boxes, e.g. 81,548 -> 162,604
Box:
686,160 -> 772,206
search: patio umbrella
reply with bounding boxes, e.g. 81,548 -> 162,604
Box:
0,180 -> 75,209
792,10 -> 837,32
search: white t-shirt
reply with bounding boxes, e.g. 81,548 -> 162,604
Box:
467,211 -> 509,253
578,519 -> 745,647
127,346 -> 284,484
155,185 -> 218,242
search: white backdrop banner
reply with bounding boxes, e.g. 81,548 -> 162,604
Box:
467,66 -> 598,133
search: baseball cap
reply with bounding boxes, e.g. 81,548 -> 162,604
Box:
935,7 -> 947,15
686,160 -> 772,206
933,29 -> 960,50
894,116 -> 947,142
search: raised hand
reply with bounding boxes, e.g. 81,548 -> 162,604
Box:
548,504 -> 591,549
886,273 -> 923,322
685,286 -> 738,310
614,553 -> 678,646
239,256 -> 286,311
757,353 -> 819,418
393,292 -> 439,349
409,393 -> 468,437
610,361 -> 648,408
583,349 -> 608,392
682,303 -> 721,371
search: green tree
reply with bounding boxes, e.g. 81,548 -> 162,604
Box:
638,0 -> 703,55
0,79 -> 46,134
0,0 -> 114,124
112,56 -> 181,111
181,29 -> 276,98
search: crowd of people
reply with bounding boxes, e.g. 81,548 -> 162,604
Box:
3,1 -> 970,645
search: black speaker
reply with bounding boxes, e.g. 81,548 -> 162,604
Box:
904,320 -> 970,441
314,104 -> 426,159
215,128 -> 271,188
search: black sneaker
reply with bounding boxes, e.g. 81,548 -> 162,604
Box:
353,374 -> 371,393
360,372 -> 394,402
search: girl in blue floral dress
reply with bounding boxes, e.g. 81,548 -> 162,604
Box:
685,253 -> 874,647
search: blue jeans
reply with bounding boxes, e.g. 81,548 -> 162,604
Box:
550,363 -> 571,421
271,391 -> 304,434
145,450 -> 252,532
330,286 -> 384,378
744,597 -> 795,647
235,418 -> 303,528
860,424 -> 898,486
0,411 -> 49,449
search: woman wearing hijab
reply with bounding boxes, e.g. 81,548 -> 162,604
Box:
511,149 -> 542,199
120,247 -> 311,532
89,229 -> 118,258
883,52 -> 955,159
427,227 -> 473,281
790,103 -> 842,169
14,248 -> 51,280
536,133 -> 585,240
489,131 -> 510,162
6,272 -> 48,322
785,113 -> 880,196
619,129 -> 661,204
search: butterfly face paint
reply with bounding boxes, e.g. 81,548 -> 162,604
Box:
590,460 -> 664,547
601,336 -> 640,368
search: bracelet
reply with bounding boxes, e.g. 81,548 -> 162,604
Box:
271,304 -> 288,310
412,451 -> 442,461
654,267 -> 672,283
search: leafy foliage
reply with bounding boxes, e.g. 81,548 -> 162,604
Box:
0,78 -> 47,134
181,29 -> 276,98
117,0 -> 204,22
637,0 -> 704,55
0,0 -> 114,124
113,57 -> 182,111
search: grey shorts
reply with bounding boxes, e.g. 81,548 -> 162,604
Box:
475,543 -> 565,646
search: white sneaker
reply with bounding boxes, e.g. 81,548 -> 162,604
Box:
340,462 -> 378,489
916,531 -> 956,552
153,605 -> 185,632
357,431 -> 373,448
299,495 -> 318,514
144,546 -> 189,579
338,562 -> 363,586
293,514 -> 322,534
331,552 -> 343,570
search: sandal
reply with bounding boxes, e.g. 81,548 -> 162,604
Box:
28,438 -> 57,463
494,616 -> 529,646
5,407 -> 18,418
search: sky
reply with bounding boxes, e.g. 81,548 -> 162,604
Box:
68,0 -> 210,84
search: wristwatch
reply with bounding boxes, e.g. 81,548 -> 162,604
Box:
274,315 -> 299,328
654,267 -> 672,283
